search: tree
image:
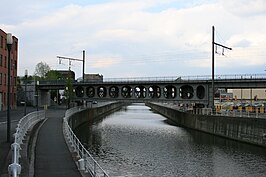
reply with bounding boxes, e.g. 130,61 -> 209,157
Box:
46,70 -> 63,80
64,76 -> 74,108
34,62 -> 50,78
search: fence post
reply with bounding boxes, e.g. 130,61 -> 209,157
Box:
78,159 -> 85,171
8,162 -> 21,177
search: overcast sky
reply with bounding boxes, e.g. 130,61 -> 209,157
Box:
1,0 -> 266,79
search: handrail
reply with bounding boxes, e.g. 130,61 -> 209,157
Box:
63,106 -> 109,177
8,111 -> 46,177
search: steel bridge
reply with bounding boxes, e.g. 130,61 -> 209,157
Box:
37,74 -> 266,107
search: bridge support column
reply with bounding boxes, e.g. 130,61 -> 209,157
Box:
39,90 -> 51,107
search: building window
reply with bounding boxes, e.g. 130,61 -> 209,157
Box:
14,77 -> 16,86
4,93 -> 6,105
4,56 -> 6,68
4,74 -> 6,85
15,41 -> 17,51
14,60 -> 17,70
0,36 -> 3,48
0,55 -> 2,67
0,73 -> 2,85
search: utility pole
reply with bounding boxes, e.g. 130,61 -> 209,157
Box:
211,26 -> 232,110
83,50 -> 85,81
57,50 -> 85,80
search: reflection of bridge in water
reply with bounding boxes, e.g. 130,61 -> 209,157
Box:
38,74 -> 266,107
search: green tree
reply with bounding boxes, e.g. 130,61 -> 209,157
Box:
46,70 -> 63,80
64,76 -> 74,108
34,62 -> 50,79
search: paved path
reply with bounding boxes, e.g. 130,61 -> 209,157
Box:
34,108 -> 81,177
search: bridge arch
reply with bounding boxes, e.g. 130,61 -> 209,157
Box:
179,85 -> 194,99
163,85 -> 176,99
121,86 -> 133,98
97,86 -> 107,98
134,86 -> 146,98
109,86 -> 119,98
196,85 -> 205,99
75,86 -> 84,98
148,85 -> 161,98
86,86 -> 95,98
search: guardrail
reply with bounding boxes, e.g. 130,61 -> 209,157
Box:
8,111 -> 45,177
63,106 -> 109,177
193,108 -> 266,118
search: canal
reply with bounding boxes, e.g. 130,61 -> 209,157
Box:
75,103 -> 266,177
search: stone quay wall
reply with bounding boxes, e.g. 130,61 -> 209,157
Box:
146,102 -> 266,147
68,102 -> 125,130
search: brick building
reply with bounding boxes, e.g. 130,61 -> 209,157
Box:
0,29 -> 18,111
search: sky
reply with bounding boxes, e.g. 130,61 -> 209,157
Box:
1,0 -> 266,79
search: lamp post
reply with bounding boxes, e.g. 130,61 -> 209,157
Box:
36,80 -> 39,111
65,86 -> 69,109
6,33 -> 13,143
24,69 -> 28,116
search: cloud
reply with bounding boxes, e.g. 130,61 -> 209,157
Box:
223,0 -> 266,17
1,0 -> 266,77
90,55 -> 121,68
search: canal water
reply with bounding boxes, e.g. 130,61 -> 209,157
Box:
75,103 -> 266,177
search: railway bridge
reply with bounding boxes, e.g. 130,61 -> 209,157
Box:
37,74 -> 266,107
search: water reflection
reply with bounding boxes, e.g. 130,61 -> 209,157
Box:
75,103 -> 266,177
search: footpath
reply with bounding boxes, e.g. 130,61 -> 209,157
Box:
34,107 -> 81,177
0,106 -> 82,177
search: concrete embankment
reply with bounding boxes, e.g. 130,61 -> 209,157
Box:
68,102 -> 125,130
146,102 -> 266,147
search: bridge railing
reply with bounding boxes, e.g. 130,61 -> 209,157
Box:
8,111 -> 46,177
63,106 -> 109,177
37,73 -> 266,86
103,74 -> 266,82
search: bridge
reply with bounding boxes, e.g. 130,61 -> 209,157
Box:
36,74 -> 266,107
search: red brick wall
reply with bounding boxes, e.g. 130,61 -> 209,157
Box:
0,29 -> 18,110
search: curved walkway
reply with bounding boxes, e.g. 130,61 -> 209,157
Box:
35,108 -> 81,177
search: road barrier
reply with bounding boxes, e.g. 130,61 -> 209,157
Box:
8,111 -> 45,177
63,106 -> 109,177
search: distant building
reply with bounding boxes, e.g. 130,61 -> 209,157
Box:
230,89 -> 266,101
0,29 -> 18,111
18,79 -> 37,106
53,70 -> 75,80
77,74 -> 103,82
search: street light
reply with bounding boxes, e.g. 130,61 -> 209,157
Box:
36,80 -> 39,111
6,33 -> 13,143
24,69 -> 28,116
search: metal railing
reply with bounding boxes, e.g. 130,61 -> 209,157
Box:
193,108 -> 266,118
63,106 -> 109,177
37,73 -> 266,85
158,103 -> 266,119
8,111 -> 45,177
103,73 -> 266,82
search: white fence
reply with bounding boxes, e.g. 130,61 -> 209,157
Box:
8,111 -> 45,177
63,106 -> 109,177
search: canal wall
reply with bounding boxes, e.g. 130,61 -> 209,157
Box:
68,102 -> 125,130
146,102 -> 266,147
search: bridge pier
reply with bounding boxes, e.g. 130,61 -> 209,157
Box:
38,90 -> 51,107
